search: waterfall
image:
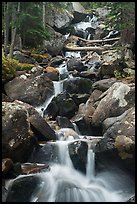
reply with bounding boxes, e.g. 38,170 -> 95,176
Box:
86,149 -> 95,179
53,81 -> 63,96
72,122 -> 81,135
7,138 -> 134,202
35,94 -> 54,117
55,141 -> 74,167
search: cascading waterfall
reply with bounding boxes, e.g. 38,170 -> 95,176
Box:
35,95 -> 54,117
7,12 -> 134,202
53,81 -> 63,96
86,149 -> 95,179
7,138 -> 134,202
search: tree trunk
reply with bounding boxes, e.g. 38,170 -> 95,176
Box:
8,2 -> 20,59
4,2 -> 10,56
42,2 -> 46,47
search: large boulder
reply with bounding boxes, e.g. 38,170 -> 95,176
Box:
91,82 -> 135,127
2,102 -> 37,162
95,107 -> 135,174
44,25 -> 66,56
68,140 -> 88,173
6,175 -> 41,202
2,101 -> 57,162
4,73 -> 54,106
45,4 -> 73,30
15,100 -> 57,141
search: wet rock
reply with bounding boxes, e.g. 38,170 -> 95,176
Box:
68,140 -> 88,173
29,113 -> 56,141
28,143 -> 54,164
71,104 -> 89,132
15,100 -> 57,141
44,66 -> 59,81
127,195 -> 135,202
48,56 -> 64,67
4,73 -> 54,106
63,77 -> 92,94
72,11 -> 89,23
56,128 -> 79,141
2,158 -> 14,175
2,159 -> 22,179
2,186 -> 8,202
72,114 -> 90,135
45,91 -> 78,119
91,82 -> 135,127
56,116 -> 74,129
67,58 -> 85,72
6,175 -> 41,202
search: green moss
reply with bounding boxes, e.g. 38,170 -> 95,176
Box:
16,63 -> 34,71
2,57 -> 35,84
2,57 -> 17,83
30,53 -> 50,63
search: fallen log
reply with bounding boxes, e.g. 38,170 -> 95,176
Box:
64,45 -> 112,52
76,36 -> 120,44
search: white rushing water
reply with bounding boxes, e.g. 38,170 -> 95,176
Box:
27,139 -> 134,202
35,94 -> 54,117
7,138 -> 134,202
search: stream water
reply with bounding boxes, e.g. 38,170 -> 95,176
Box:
5,10 -> 134,202
6,138 -> 134,202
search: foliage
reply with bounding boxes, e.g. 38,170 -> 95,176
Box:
105,3 -> 135,31
18,2 -> 50,47
114,69 -> 121,79
114,135 -> 133,159
81,2 -> 135,46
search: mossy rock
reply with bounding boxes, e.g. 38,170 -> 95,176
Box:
16,63 -> 34,71
31,53 -> 51,63
2,57 -> 35,84
2,57 -> 17,84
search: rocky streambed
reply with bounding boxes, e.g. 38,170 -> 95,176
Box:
2,3 -> 135,202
